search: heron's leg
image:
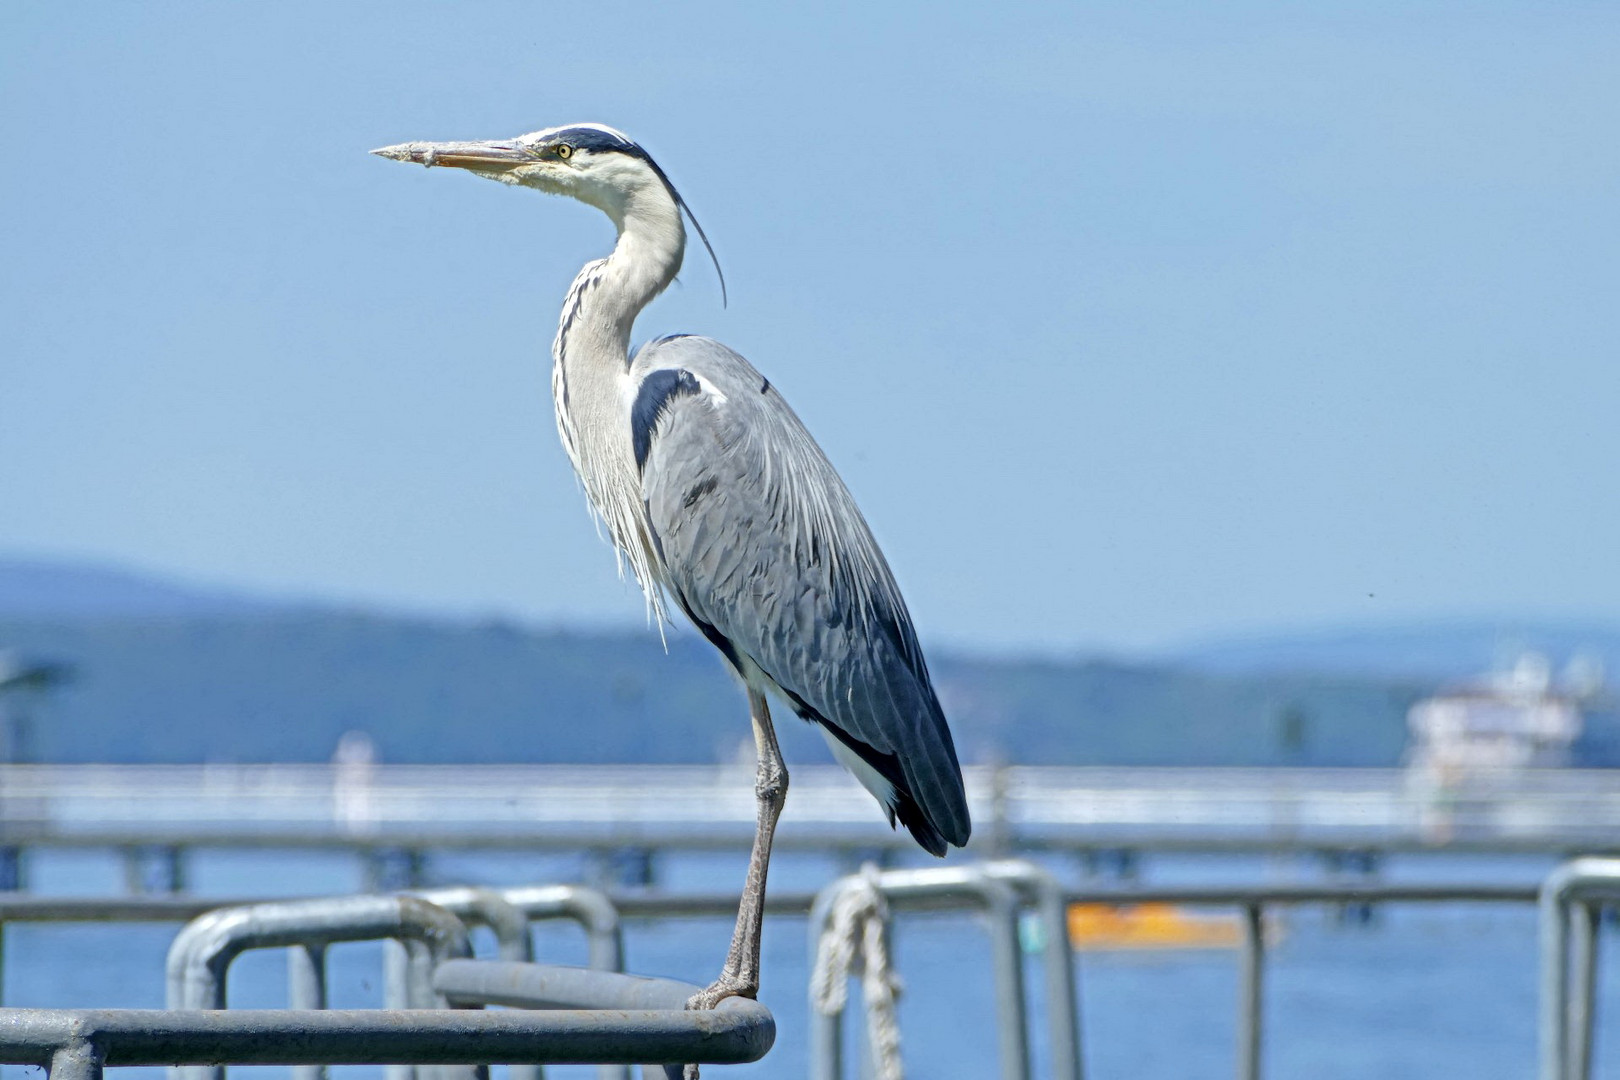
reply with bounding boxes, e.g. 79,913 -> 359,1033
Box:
688,686 -> 788,1009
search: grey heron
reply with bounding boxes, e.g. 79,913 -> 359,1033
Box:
372,123 -> 970,1030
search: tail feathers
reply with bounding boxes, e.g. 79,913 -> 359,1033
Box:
811,711 -> 971,857
892,786 -> 951,857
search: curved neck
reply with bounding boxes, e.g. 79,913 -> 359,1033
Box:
547,183 -> 688,609
553,188 -> 686,369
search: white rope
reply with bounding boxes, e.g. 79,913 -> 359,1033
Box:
810,864 -> 904,1080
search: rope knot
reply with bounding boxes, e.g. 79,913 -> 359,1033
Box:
810,864 -> 904,1079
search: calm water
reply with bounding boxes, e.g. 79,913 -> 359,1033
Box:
1,849 -> 1615,1080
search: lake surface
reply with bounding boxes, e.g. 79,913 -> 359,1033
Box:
0,849 -> 1614,1080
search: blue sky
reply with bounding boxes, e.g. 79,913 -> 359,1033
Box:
3,2 -> 1617,654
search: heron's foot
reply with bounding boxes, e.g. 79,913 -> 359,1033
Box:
680,975 -> 757,1080
684,972 -> 756,1011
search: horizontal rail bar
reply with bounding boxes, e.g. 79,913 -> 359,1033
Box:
0,1005 -> 773,1066
0,882 -> 1544,926
1059,884 -> 1542,905
617,882 -> 1543,917
434,960 -> 693,1011
0,897 -> 244,922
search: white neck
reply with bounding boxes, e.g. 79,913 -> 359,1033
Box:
549,180 -> 687,618
554,185 -> 686,368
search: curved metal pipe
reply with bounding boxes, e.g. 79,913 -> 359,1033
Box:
1538,857 -> 1620,1080
411,887 -> 533,962
165,895 -> 474,1080
980,860 -> 1084,1080
166,895 -> 471,1010
808,863 -> 1029,1080
501,885 -> 625,972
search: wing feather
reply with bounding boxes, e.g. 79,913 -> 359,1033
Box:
630,335 -> 970,851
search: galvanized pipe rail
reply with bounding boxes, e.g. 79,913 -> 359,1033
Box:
2,887 -> 768,1078
0,994 -> 773,1080
503,884 -> 626,972
432,959 -> 734,1080
0,873 -> 1605,1080
410,887 -> 534,961
1056,882 -> 1543,1080
166,894 -> 478,1080
406,891 -> 618,1080
808,864 -> 1035,1080
806,867 -> 1552,1080
165,895 -> 472,1011
160,889 -> 624,1080
393,889 -> 532,1080
612,881 -> 1543,916
0,877 -> 1548,918
432,959 -> 693,1012
982,861 -> 1083,1080
0,886 -> 626,1014
1539,857 -> 1620,1080
4,827 -> 1615,915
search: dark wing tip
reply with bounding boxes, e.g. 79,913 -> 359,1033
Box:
811,695 -> 972,857
894,789 -> 955,857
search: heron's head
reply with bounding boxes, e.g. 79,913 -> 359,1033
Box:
372,122 -> 723,299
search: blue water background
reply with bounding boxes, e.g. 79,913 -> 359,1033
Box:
2,849 -> 1615,1080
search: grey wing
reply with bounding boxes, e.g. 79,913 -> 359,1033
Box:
630,335 -> 970,854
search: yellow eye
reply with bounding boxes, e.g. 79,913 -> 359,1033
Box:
555,143 -> 574,160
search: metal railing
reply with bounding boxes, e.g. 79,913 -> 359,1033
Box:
395,889 -> 535,1080
808,862 -> 1079,1080
1539,857 -> 1620,1080
805,861 -> 1577,1080
166,894 -> 476,1080
0,863 -> 1609,1079
165,895 -> 472,1011
9,892 -> 769,1080
160,888 -> 625,1080
0,975 -> 773,1080
501,885 -> 625,972
0,884 -> 626,1009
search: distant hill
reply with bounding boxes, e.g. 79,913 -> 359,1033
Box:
0,556 -> 293,619
2,555 -> 1615,767
0,611 -> 1424,767
1173,619 -> 1620,682
8,555 -> 1616,681
0,613 -> 755,765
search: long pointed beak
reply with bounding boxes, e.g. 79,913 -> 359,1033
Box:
370,139 -> 534,172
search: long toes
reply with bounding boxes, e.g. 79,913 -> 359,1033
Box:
682,973 -> 755,1075
685,975 -> 756,1012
